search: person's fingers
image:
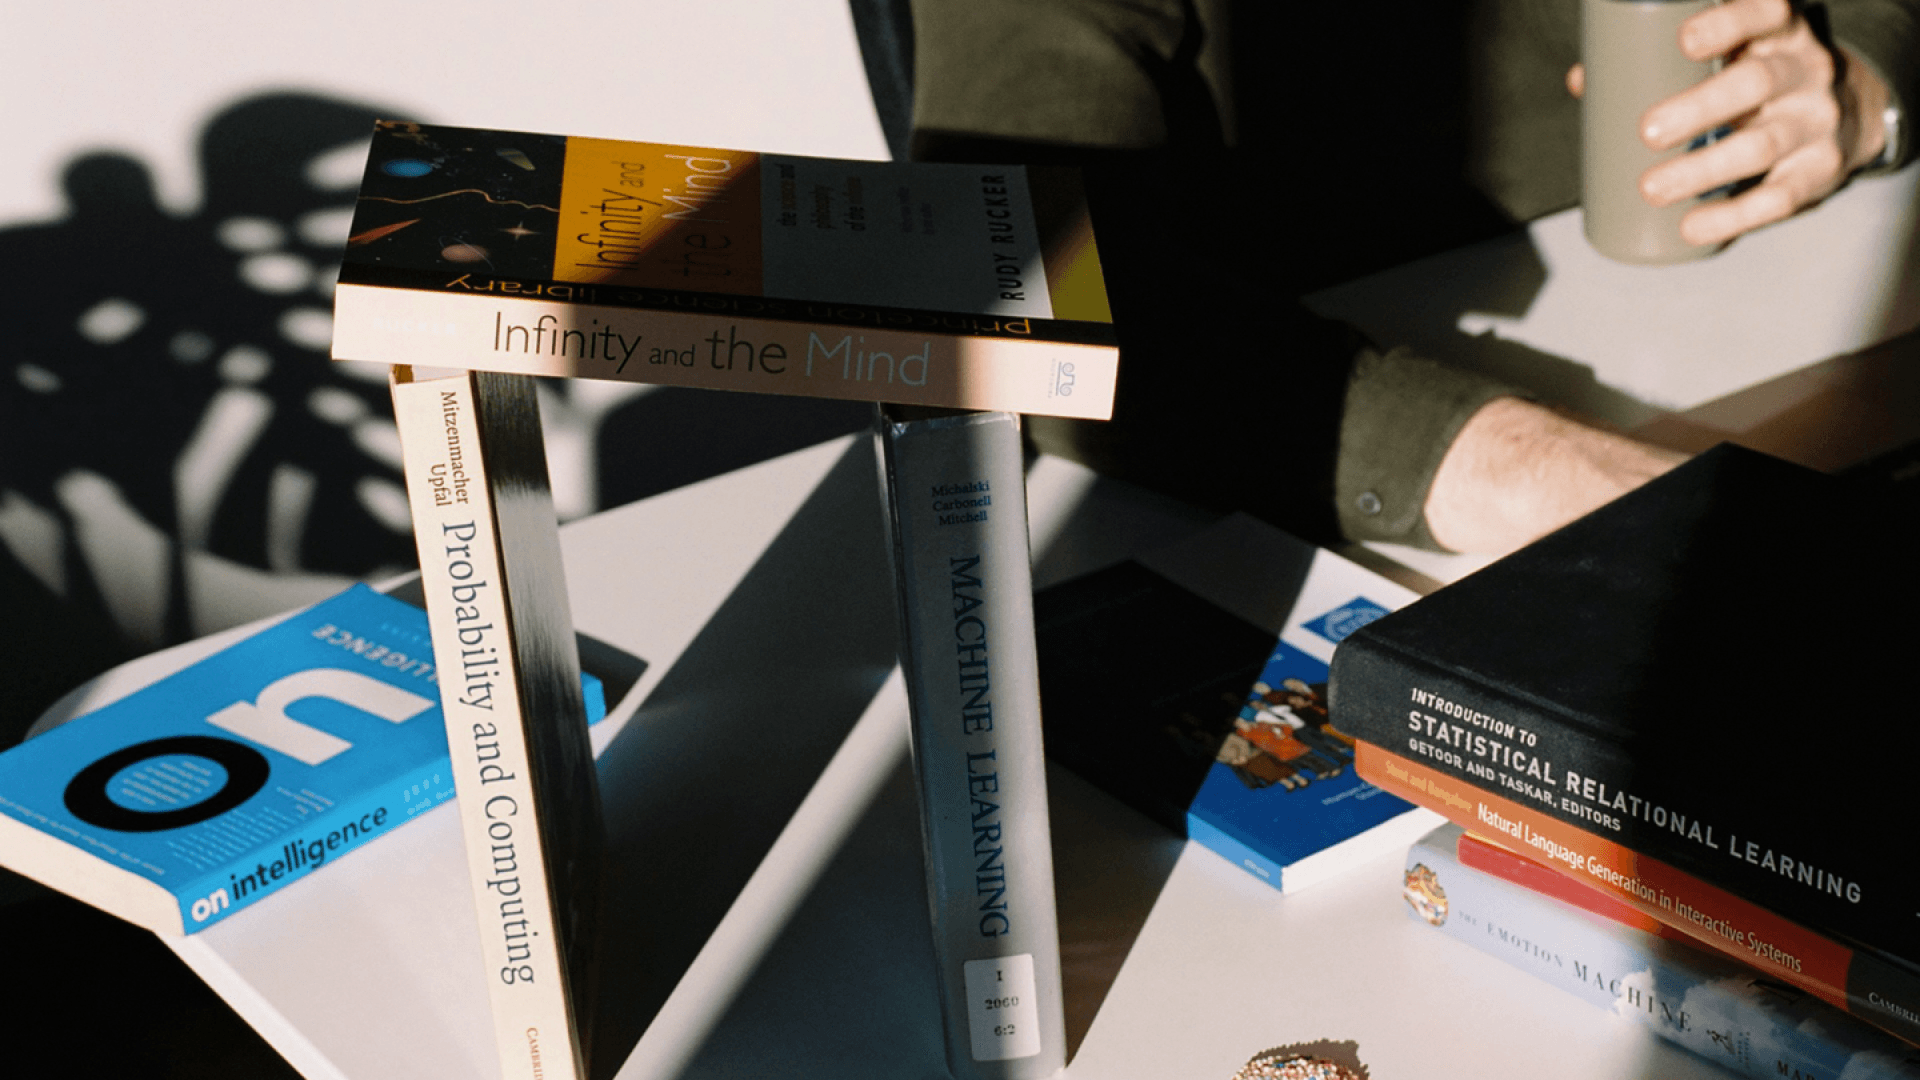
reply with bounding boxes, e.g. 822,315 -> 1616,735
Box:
1641,93 -> 1835,205
1567,62 -> 1585,99
1676,141 -> 1846,244
1676,0 -> 1794,61
1643,47 -> 1823,150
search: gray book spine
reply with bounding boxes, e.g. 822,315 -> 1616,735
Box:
875,407 -> 1066,1080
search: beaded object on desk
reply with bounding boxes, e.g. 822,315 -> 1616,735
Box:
1232,1050 -> 1366,1080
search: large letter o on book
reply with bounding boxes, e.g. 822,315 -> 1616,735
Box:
64,735 -> 271,832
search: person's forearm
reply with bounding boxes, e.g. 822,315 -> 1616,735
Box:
1422,396 -> 1687,555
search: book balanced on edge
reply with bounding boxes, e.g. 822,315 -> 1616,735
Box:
339,122 -> 1124,1080
1329,443 -> 1920,1046
391,367 -> 603,1080
877,407 -> 1066,1080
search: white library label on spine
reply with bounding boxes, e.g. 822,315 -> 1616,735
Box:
964,954 -> 1041,1061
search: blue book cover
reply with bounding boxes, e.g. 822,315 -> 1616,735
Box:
1187,635 -> 1422,893
1034,538 -> 1433,896
0,584 -> 602,935
1406,823 -> 1920,1080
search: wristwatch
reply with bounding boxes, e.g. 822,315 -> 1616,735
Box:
1865,101 -> 1902,171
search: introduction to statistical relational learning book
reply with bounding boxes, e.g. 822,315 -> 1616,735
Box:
1333,445 -> 1920,1045
333,121 -> 1116,418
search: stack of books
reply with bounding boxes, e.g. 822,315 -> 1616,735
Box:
2,119 -> 1125,1080
1327,444 -> 1920,1075
340,123 -> 1124,1080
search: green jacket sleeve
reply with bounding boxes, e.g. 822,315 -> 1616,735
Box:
1333,346 -> 1522,550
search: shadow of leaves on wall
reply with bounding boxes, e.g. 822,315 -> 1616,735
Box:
0,91 -> 871,744
0,94 -> 410,651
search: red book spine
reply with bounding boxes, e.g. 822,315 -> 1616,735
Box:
1455,830 -> 1691,943
1357,742 -> 1853,1011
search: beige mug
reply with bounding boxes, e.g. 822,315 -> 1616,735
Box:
1582,0 -> 1721,264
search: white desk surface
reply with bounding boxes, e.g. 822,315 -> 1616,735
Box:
12,3 -> 1920,1077
52,442 -> 1728,1080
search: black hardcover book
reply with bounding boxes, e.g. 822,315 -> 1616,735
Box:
1841,434 -> 1920,541
1329,444 -> 1920,1038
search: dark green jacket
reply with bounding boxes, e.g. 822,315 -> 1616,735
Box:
905,0 -> 1919,548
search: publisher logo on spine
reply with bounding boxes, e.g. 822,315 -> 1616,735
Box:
1048,359 -> 1075,398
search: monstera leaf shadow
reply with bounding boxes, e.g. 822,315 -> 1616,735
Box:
0,92 -> 876,750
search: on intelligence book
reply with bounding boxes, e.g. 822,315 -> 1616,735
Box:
0,584 -> 603,936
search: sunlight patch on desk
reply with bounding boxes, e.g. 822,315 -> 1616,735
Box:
613,671 -> 910,1080
1452,170 -> 1920,414
168,931 -> 356,1080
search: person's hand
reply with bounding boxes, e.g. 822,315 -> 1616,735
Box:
1567,0 -> 1891,247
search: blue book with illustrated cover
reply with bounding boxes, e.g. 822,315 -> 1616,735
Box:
1185,634 -> 1428,893
1406,823 -> 1920,1079
1034,516 -> 1436,895
0,584 -> 603,936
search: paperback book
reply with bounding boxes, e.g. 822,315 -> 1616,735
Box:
1332,444 -> 1920,1044
0,583 -> 604,937
1364,743 -> 1920,1047
391,366 -> 604,1080
875,406 -> 1066,1080
334,122 -> 1116,419
1405,823 -> 1920,1078
1034,514 -> 1438,894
